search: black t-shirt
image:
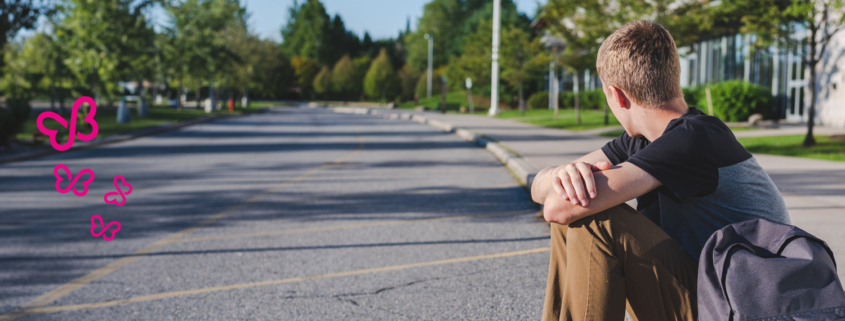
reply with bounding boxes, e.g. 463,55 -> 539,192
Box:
601,107 -> 790,259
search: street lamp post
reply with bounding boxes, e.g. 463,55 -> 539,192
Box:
488,0 -> 501,116
466,78 -> 474,113
424,34 -> 433,98
541,34 -> 565,120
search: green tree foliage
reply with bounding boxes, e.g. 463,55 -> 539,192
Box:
415,69 -> 442,98
500,26 -> 547,112
0,42 -> 33,144
0,0 -> 40,72
281,0 -> 361,66
364,49 -> 397,102
405,0 -> 529,72
165,0 -> 245,102
352,55 -> 371,100
292,56 -> 320,96
715,0 -> 845,146
331,55 -> 357,100
55,0 -> 156,101
447,20 -> 492,93
398,64 -> 420,100
312,66 -> 332,98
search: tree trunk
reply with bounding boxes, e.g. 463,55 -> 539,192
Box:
195,86 -> 201,108
604,100 -> 609,125
177,77 -> 184,111
574,72 -> 581,125
803,25 -> 819,147
518,79 -> 525,116
803,61 -> 817,147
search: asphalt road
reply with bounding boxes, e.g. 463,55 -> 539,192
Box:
0,107 -> 548,320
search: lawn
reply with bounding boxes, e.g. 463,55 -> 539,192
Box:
19,105 -> 245,142
737,135 -> 845,162
494,109 -> 620,132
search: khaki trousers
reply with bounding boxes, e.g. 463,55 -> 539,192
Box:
541,204 -> 698,321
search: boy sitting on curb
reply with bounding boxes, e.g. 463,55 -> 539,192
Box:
531,20 -> 790,321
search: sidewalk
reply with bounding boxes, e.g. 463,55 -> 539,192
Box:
340,107 -> 845,281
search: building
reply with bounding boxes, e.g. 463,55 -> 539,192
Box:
679,28 -> 844,127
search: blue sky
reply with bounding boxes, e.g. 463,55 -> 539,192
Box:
239,0 -> 544,41
20,1 -> 543,42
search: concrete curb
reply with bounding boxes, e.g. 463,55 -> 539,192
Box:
0,112 -> 243,165
330,107 -> 537,188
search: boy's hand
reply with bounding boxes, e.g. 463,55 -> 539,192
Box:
550,161 -> 613,206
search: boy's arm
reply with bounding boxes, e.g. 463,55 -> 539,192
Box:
542,162 -> 661,225
531,149 -> 612,205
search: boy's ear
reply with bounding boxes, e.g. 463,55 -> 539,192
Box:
608,85 -> 631,110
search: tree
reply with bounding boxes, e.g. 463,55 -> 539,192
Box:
165,0 -> 245,110
500,27 -> 545,115
364,49 -> 396,103
405,0 -> 528,72
55,0 -> 156,103
0,0 -> 40,72
291,56 -> 320,97
399,64 -> 420,101
281,0 -> 361,66
312,66 -> 332,99
719,0 -> 845,147
352,55 -> 371,100
331,54 -> 356,101
248,40 -> 294,100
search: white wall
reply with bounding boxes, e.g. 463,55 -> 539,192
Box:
816,31 -> 845,128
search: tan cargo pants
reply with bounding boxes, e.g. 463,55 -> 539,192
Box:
542,204 -> 698,321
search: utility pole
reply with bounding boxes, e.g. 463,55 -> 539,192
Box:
488,0 -> 501,116
424,34 -> 433,98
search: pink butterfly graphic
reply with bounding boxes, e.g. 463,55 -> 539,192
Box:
90,214 -> 121,241
103,176 -> 132,207
53,164 -> 95,197
36,96 -> 99,151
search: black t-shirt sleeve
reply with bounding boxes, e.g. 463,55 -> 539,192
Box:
626,121 -> 719,199
601,131 -> 648,165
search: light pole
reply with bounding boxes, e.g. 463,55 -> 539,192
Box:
466,78 -> 474,113
424,33 -> 433,98
488,0 -> 501,116
541,34 -> 565,120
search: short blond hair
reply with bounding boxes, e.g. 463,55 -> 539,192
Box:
597,21 -> 683,108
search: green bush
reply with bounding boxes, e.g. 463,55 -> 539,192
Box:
560,92 -> 574,109
710,81 -> 773,122
557,89 -> 605,110
0,97 -> 32,145
579,89 -> 606,110
527,91 -> 549,109
683,81 -> 773,122
682,87 -> 704,108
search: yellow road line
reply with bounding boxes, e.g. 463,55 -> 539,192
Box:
12,247 -> 550,318
174,210 -> 537,243
0,126 -> 366,321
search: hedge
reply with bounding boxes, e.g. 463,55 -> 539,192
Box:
527,91 -> 549,109
683,81 -> 774,122
528,89 -> 607,110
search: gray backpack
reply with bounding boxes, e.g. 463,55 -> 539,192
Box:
698,219 -> 845,320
